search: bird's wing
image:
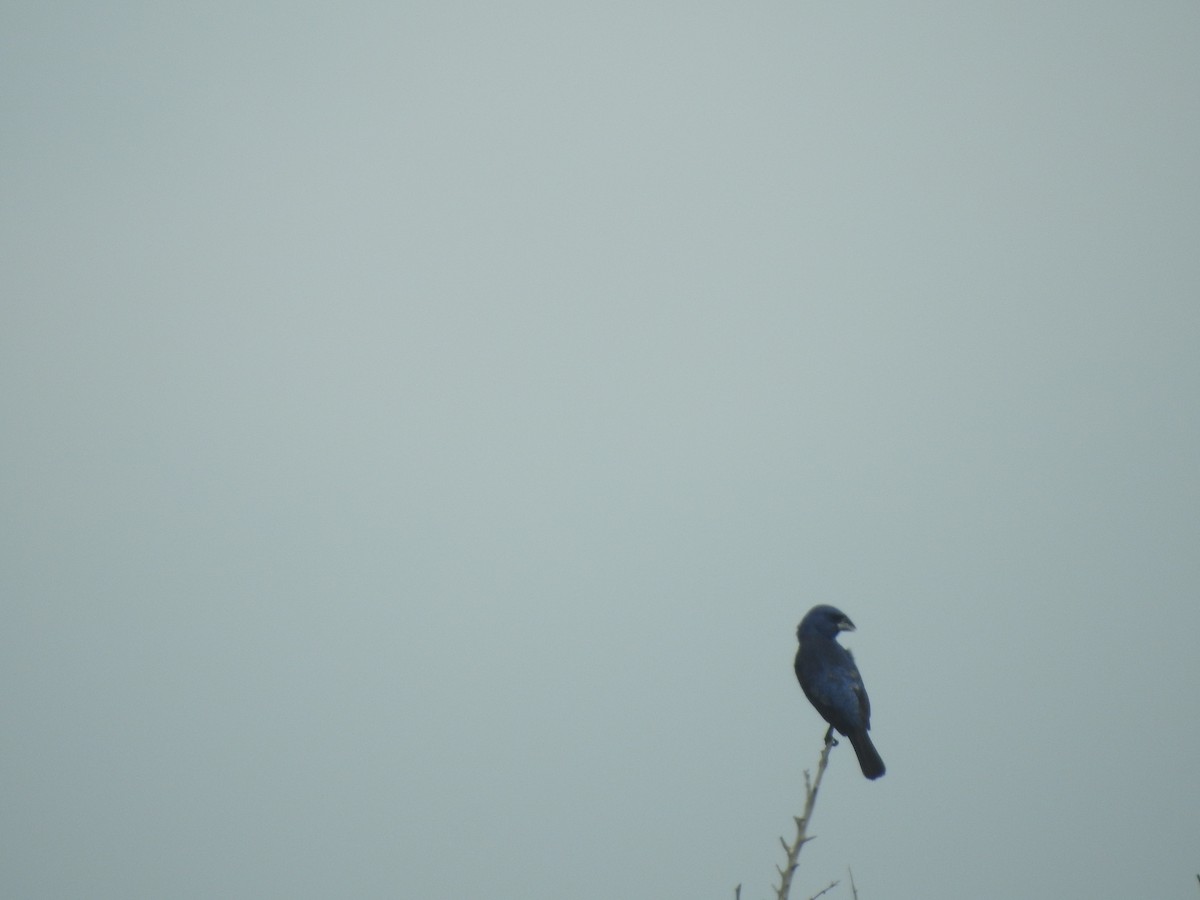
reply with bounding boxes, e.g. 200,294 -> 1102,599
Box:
845,651 -> 872,725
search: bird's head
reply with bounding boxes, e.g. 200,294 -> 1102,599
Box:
796,604 -> 857,641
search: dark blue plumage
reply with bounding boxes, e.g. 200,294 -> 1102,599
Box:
794,605 -> 885,780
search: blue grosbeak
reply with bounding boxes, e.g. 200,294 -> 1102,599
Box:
794,605 -> 885,779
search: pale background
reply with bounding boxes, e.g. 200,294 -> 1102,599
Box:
3,3 -> 1198,898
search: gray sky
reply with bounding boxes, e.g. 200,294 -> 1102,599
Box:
3,3 -> 1199,898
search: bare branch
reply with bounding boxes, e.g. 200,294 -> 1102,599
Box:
804,880 -> 839,900
772,735 -> 835,900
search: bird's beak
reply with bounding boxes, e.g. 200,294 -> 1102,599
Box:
837,618 -> 856,632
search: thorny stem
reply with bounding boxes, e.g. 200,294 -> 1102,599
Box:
773,734 -> 836,900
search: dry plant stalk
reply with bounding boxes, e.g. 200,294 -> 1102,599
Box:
774,733 -> 835,900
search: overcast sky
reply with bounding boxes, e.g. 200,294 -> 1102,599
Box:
3,3 -> 1199,898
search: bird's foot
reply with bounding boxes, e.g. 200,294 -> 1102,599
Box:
824,726 -> 839,748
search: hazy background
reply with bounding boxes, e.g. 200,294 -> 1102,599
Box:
3,3 -> 1198,898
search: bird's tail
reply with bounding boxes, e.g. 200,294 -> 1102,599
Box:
848,730 -> 885,780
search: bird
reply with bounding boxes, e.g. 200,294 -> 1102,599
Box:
794,604 -> 885,780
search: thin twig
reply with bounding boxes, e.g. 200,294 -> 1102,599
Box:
773,734 -> 836,900
848,866 -> 858,900
804,880 -> 839,900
